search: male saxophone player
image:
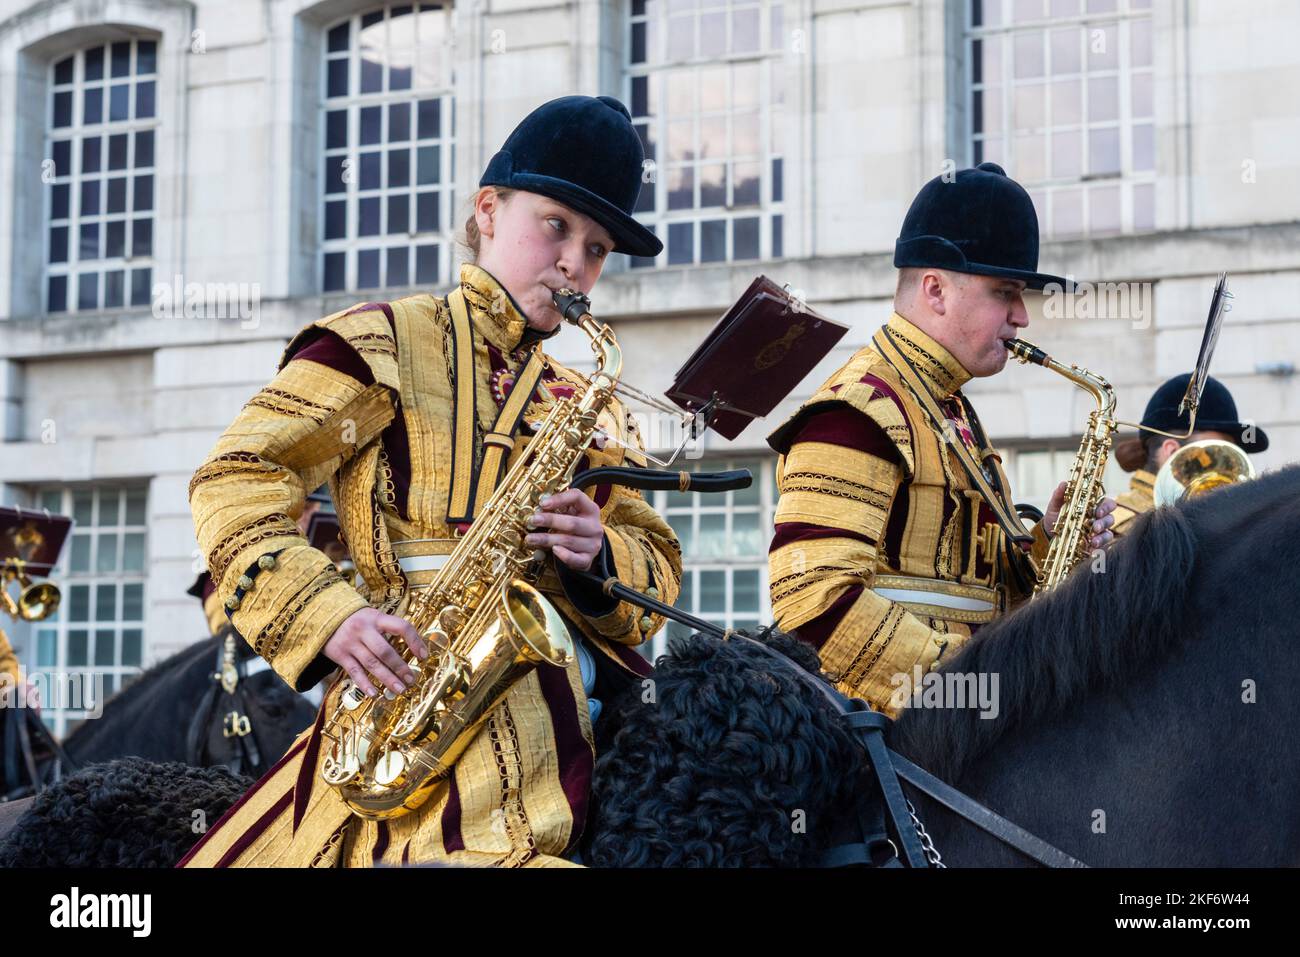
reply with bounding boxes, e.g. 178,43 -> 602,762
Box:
768,162 -> 1116,716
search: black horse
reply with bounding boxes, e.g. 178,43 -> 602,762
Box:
0,627 -> 317,802
584,464 -> 1300,866
889,464 -> 1300,867
61,628 -> 317,776
5,466 -> 1297,866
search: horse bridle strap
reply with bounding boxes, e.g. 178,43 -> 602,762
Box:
572,568 -> 1086,869
889,752 -> 1087,868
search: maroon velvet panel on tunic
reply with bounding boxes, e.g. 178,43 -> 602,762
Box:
771,403 -> 905,652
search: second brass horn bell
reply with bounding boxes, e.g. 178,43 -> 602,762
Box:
1153,439 -> 1256,507
0,563 -> 61,622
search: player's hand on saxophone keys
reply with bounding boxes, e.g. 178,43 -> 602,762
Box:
524,489 -> 605,572
324,608 -> 429,697
1043,481 -> 1118,550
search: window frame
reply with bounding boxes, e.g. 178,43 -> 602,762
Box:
42,37 -> 160,315
318,2 -> 458,295
26,484 -> 149,737
965,0 -> 1156,238
626,0 -> 787,269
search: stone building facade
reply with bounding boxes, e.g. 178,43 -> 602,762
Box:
1,0 -> 1296,730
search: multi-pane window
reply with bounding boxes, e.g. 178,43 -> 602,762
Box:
1005,445 -> 1127,514
639,456 -> 778,661
321,3 -> 456,293
29,486 -> 148,736
967,0 -> 1154,238
627,0 -> 785,268
45,40 -> 158,313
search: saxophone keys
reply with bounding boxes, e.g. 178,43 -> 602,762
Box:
341,678 -> 366,711
321,731 -> 361,784
373,749 -> 409,787
424,627 -> 451,654
438,606 -> 466,633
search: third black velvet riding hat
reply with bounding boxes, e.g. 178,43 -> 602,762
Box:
894,162 -> 1072,291
479,95 -> 663,258
1139,373 -> 1268,453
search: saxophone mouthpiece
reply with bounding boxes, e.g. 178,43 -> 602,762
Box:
552,288 -> 592,325
1005,337 -> 1049,366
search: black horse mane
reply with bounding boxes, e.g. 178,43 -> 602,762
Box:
891,464 -> 1300,784
60,632 -> 225,748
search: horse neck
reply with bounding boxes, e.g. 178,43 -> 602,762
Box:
62,635 -> 223,762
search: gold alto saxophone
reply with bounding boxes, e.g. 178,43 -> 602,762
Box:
1005,338 -> 1116,594
319,288 -> 620,819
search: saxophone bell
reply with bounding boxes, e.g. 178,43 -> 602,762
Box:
321,290 -> 617,821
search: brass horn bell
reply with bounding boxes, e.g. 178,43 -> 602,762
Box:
1153,438 -> 1256,507
1,564 -> 61,622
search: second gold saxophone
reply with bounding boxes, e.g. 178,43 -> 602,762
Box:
319,288 -> 620,819
1005,338 -> 1116,594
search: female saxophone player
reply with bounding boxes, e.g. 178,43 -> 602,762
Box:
181,96 -> 680,868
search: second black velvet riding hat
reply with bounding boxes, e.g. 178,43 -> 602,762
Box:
479,95 -> 663,258
894,162 -> 1072,291
1139,373 -> 1268,453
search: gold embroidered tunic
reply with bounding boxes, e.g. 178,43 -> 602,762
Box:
767,313 -> 1048,717
181,264 -> 680,868
1111,469 -> 1155,537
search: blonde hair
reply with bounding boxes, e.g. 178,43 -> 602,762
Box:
458,186 -> 516,263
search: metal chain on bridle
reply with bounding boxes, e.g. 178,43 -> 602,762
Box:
907,798 -> 945,867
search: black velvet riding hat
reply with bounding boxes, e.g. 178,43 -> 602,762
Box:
1139,373 -> 1268,453
479,95 -> 662,258
894,162 -> 1072,291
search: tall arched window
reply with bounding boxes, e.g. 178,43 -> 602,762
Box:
45,38 -> 158,313
967,0 -> 1155,237
320,3 -> 456,293
627,0 -> 786,269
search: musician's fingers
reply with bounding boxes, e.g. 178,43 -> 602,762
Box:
376,613 -> 428,660
359,631 -> 416,689
1091,513 -> 1115,533
356,649 -> 407,696
540,489 -> 598,517
340,657 -> 380,698
551,543 -> 596,572
525,530 -> 599,556
1095,497 -> 1118,517
1090,530 -> 1115,549
531,512 -> 603,542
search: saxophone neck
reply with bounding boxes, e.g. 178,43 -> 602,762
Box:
554,288 -> 622,386
1005,337 -> 1114,413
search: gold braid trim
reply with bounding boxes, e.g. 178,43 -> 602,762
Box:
310,819 -> 351,868
488,701 -> 537,868
253,567 -> 342,660
245,387 -> 335,425
188,452 -> 284,499
887,328 -> 960,399
839,607 -> 904,688
371,489 -> 405,609
376,447 -> 397,513
208,514 -> 300,585
779,470 -> 893,508
345,331 -> 398,358
770,564 -> 864,606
